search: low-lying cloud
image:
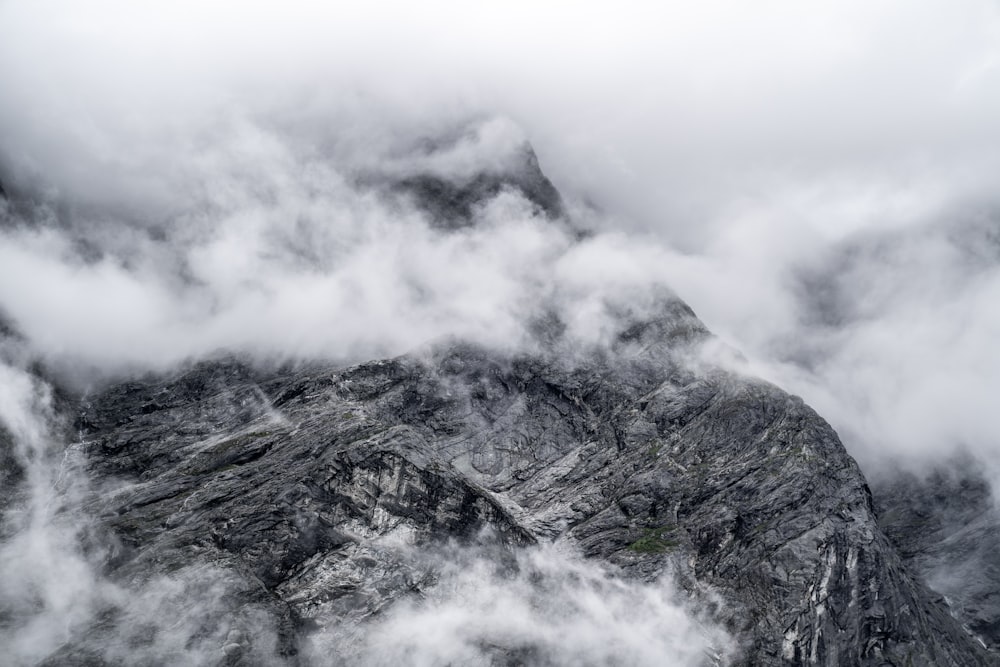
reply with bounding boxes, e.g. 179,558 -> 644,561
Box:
310,543 -> 735,667
1,1 -> 997,478
1,2 -> 1000,662
0,117 -> 689,384
0,343 -> 732,665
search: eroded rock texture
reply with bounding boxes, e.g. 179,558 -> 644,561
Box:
873,459 -> 1000,654
61,302 -> 989,665
3,140 -> 994,665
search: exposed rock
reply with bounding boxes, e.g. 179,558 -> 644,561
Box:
1,145 -> 994,666
54,295 -> 992,665
392,143 -> 564,227
873,458 -> 1000,652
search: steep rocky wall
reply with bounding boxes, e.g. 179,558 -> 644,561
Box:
61,310 -> 993,665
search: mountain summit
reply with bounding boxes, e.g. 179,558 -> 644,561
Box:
0,141 -> 994,666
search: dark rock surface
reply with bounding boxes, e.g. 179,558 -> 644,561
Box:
2,147 -> 995,665
392,143 -> 564,227
52,297 -> 990,665
873,459 -> 1000,653
366,129 -> 565,228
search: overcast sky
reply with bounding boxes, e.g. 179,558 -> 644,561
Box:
2,0 -> 999,477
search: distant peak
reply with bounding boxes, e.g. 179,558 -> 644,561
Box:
370,118 -> 565,228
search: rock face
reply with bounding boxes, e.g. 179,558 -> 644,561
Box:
63,318 -> 989,664
873,460 -> 1000,652
392,143 -> 565,227
2,143 -> 995,665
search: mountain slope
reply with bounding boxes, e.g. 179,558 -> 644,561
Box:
65,304 -> 990,665
1,141 -> 992,665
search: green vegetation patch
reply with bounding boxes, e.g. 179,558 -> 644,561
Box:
628,526 -> 678,554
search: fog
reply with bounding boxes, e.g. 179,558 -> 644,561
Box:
1,0 -> 1000,663
0,351 -> 101,664
0,118 -> 688,378
0,347 -> 288,666
309,542 -> 733,667
2,0 -> 998,472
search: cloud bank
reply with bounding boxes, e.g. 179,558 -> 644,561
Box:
1,4 -> 1000,662
324,543 -> 734,667
0,116 -> 689,382
1,1 -> 997,475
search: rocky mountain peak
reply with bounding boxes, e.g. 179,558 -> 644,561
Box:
0,140 -> 995,667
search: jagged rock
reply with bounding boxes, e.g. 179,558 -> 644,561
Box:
873,459 -> 1000,652
2,144 -> 994,666
392,143 -> 564,227
62,297 -> 992,665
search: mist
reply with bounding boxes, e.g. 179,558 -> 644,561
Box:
0,120 -> 689,381
316,543 -> 734,667
2,0 -> 998,474
1,1 -> 1000,663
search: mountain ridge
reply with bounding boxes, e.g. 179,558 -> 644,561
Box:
0,143 -> 994,665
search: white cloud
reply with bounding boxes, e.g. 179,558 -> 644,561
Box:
312,543 -> 735,667
1,0 -> 998,469
1,12 -> 1000,664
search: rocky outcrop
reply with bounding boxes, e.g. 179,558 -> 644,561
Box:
2,144 -> 994,665
59,295 -> 991,665
873,459 -> 1000,653
392,143 -> 564,227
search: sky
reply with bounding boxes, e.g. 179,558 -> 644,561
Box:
1,0 -> 999,472
1,2 -> 1000,663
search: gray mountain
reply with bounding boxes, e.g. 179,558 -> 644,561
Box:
873,458 -> 1000,653
1,143 -> 995,665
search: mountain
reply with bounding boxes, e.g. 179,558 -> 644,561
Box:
1,141 -> 995,665
873,458 -> 1000,653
